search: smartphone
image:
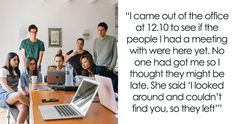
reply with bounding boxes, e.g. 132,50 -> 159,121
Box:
66,50 -> 74,55
41,98 -> 59,103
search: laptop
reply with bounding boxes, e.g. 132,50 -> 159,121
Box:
38,78 -> 100,120
47,70 -> 65,85
95,75 -> 118,114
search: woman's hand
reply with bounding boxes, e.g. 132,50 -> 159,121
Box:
20,87 -> 29,96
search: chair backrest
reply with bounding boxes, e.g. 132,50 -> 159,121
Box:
48,65 -> 65,71
47,65 -> 57,71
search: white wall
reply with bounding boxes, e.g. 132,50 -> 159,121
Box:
0,0 -> 116,74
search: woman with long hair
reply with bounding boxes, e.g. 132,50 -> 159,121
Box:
0,52 -> 29,124
80,55 -> 118,92
20,57 -> 42,95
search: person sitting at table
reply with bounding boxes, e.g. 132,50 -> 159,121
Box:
48,49 -> 65,71
20,57 -> 42,95
0,52 -> 29,124
80,55 -> 118,92
64,38 -> 92,75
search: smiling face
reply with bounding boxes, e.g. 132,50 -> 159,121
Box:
10,56 -> 19,68
81,58 -> 91,70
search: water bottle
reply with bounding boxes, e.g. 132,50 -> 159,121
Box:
65,63 -> 73,86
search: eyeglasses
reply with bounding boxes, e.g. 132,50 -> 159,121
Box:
30,31 -> 37,34
29,63 -> 36,66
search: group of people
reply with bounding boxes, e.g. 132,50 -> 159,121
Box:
0,22 -> 118,124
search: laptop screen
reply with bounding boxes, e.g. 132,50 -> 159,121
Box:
71,79 -> 99,114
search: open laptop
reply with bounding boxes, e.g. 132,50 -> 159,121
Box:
95,75 -> 118,114
47,70 -> 65,85
38,78 -> 100,120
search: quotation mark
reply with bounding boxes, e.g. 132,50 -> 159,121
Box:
126,12 -> 131,16
126,12 -> 131,19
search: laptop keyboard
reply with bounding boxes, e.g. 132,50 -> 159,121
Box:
54,105 -> 80,117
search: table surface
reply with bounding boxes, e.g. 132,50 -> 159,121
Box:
29,84 -> 118,124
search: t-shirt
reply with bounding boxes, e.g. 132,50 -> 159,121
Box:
19,38 -> 45,61
0,68 -> 9,78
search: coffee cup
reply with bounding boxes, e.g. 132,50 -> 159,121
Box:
31,76 -> 37,90
31,76 -> 37,83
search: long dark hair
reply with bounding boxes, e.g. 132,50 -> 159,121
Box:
3,52 -> 20,78
26,57 -> 38,76
80,55 -> 96,76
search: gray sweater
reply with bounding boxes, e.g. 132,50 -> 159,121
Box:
93,35 -> 118,69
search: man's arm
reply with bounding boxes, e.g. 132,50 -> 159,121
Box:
64,50 -> 76,63
37,51 -> 44,69
21,48 -> 27,69
108,39 -> 118,70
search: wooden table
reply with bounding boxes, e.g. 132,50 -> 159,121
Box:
29,83 -> 118,124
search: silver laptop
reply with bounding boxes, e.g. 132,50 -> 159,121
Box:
47,70 -> 65,84
38,78 -> 100,120
95,75 -> 118,114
